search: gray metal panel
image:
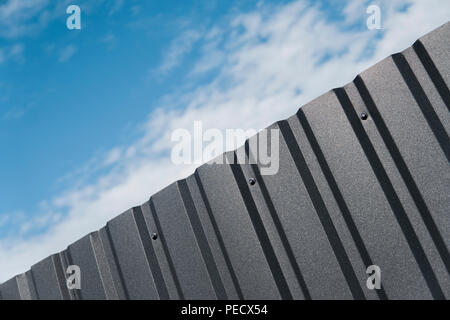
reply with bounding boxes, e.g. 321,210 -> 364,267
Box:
300,88 -> 434,299
0,277 -> 22,300
66,232 -> 120,299
249,120 -> 355,300
195,156 -> 284,299
98,227 -> 128,299
0,273 -> 35,300
185,173 -> 243,299
30,255 -> 69,300
149,181 -> 222,299
1,22 -> 448,300
104,208 -> 160,299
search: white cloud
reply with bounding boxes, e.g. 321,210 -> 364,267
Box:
0,43 -> 25,65
1,0 -> 450,282
101,33 -> 117,50
104,148 -> 122,166
58,45 -> 77,63
0,0 -> 50,38
109,0 -> 124,16
2,107 -> 26,120
0,0 -> 110,39
0,215 -> 10,228
157,29 -> 202,75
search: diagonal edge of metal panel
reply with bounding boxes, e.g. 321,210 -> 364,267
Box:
1,22 -> 449,300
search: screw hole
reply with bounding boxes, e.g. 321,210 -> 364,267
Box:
151,233 -> 158,240
248,178 -> 256,185
360,112 -> 368,120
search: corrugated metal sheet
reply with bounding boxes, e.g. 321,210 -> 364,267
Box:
1,22 -> 449,300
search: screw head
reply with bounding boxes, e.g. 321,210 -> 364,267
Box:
248,178 -> 256,185
151,233 -> 158,240
360,112 -> 368,120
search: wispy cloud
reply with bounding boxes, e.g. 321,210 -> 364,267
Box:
130,5 -> 141,16
104,147 -> 122,166
0,43 -> 25,65
108,0 -> 124,16
58,44 -> 77,63
100,33 -> 117,50
0,0 -> 108,40
0,0 -> 50,38
2,106 -> 26,120
1,0 -> 450,282
157,29 -> 202,75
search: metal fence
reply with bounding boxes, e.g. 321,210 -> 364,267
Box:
1,22 -> 448,300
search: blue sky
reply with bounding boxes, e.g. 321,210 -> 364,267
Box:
0,0 -> 449,281
0,0 -> 260,217
0,0 -> 383,216
0,0 -> 370,237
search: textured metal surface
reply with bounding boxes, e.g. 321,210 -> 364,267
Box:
1,22 -> 449,300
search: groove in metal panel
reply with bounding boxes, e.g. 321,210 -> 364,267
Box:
185,172 -> 242,299
296,109 -> 388,300
15,274 -> 32,300
291,112 -> 383,299
192,171 -> 244,299
150,182 -> 219,299
237,155 -> 309,299
256,120 -> 353,300
148,199 -> 185,299
278,120 -> 366,300
30,255 -> 68,300
101,225 -> 129,299
343,78 -> 450,297
105,209 -> 160,299
177,179 -> 228,299
354,76 -> 450,275
392,54 -> 450,162
65,242 -> 84,299
196,159 -> 282,299
1,22 -> 448,300
0,277 -> 21,300
28,268 -> 40,300
413,40 -> 450,112
59,251 -> 77,300
65,232 -> 120,300
335,87 -> 445,300
299,88 -> 435,299
88,232 -> 120,299
245,145 -> 311,300
132,206 -> 170,300
229,158 -> 293,300
24,271 -> 38,300
55,254 -> 72,300
353,48 -> 450,297
417,23 -> 450,86
139,201 -> 182,299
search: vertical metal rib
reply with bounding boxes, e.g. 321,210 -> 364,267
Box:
335,87 -> 445,300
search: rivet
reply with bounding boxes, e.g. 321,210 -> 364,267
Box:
151,233 -> 158,240
248,178 -> 256,185
360,112 -> 368,120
